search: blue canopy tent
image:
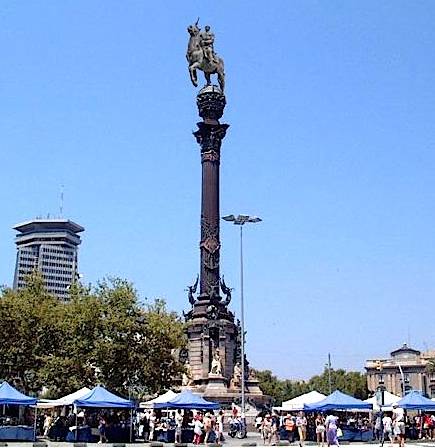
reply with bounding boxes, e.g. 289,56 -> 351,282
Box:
306,390 -> 373,411
0,382 -> 37,441
155,390 -> 219,410
395,390 -> 435,410
73,385 -> 135,443
73,385 -> 134,408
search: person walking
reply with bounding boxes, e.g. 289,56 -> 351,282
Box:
203,412 -> 213,444
315,414 -> 326,447
175,410 -> 183,444
392,404 -> 405,447
296,411 -> 307,447
381,413 -> 393,447
217,410 -> 224,444
284,414 -> 296,444
98,415 -> 107,444
43,413 -> 53,437
374,413 -> 383,443
262,414 -> 273,445
149,411 -> 156,442
193,414 -> 204,446
271,413 -> 280,446
325,414 -> 340,447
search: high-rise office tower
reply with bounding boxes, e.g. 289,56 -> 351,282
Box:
13,219 -> 84,300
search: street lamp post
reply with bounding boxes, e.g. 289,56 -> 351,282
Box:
222,214 -> 262,417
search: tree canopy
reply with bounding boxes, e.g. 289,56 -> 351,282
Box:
255,367 -> 368,405
0,275 -> 185,398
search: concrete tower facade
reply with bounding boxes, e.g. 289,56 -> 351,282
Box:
13,219 -> 84,300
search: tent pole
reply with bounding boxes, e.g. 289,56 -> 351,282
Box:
33,406 -> 38,442
75,410 -> 78,442
130,408 -> 133,443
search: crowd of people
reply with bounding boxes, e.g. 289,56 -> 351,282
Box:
38,409 -> 132,443
256,404 -> 435,447
256,411 -> 342,447
373,405 -> 435,446
136,409 -> 226,444
31,404 -> 435,445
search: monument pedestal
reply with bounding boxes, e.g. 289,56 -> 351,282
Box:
205,374 -> 227,395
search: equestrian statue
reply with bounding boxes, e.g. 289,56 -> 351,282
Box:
186,20 -> 225,92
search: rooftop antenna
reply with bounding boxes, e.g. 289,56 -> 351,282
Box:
59,184 -> 64,218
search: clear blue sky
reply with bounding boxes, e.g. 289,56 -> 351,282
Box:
1,0 -> 435,379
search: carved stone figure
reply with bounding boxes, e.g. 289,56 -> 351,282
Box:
210,348 -> 223,375
206,304 -> 218,320
220,275 -> 233,306
182,361 -> 193,386
186,22 -> 225,92
232,361 -> 242,387
186,275 -> 199,306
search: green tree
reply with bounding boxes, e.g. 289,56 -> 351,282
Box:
254,370 -> 284,404
0,276 -> 186,398
0,274 -> 61,394
254,367 -> 368,404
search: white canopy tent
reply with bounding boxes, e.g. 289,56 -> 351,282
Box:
274,391 -> 327,412
139,390 -> 178,409
364,391 -> 401,411
37,387 -> 92,409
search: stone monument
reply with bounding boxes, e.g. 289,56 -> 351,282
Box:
182,21 -> 266,407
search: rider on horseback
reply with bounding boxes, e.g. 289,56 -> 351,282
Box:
199,25 -> 217,64
186,21 -> 225,92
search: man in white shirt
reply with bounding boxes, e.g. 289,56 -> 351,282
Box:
175,410 -> 183,444
392,404 -> 405,447
381,413 -> 393,447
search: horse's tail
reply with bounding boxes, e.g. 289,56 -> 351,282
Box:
218,56 -> 225,72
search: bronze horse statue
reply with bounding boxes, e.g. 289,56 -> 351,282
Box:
186,23 -> 225,92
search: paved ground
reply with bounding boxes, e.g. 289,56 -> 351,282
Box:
2,434 -> 435,448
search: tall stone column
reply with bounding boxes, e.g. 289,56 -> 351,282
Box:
193,86 -> 229,309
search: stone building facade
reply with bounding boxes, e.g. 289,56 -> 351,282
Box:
365,343 -> 435,398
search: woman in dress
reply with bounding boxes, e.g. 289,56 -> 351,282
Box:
261,414 -> 273,445
296,411 -> 307,447
325,414 -> 339,447
193,414 -> 204,446
98,415 -> 107,444
315,414 -> 326,447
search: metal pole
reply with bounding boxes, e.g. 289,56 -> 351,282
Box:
240,224 -> 245,417
397,363 -> 405,397
328,353 -> 332,394
33,406 -> 38,442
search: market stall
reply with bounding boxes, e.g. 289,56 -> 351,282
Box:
364,391 -> 401,411
37,387 -> 91,409
139,390 -> 178,409
275,391 -> 326,412
154,390 -> 219,443
72,385 -> 135,443
394,390 -> 435,410
154,389 -> 219,410
0,381 -> 37,441
306,390 -> 373,442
